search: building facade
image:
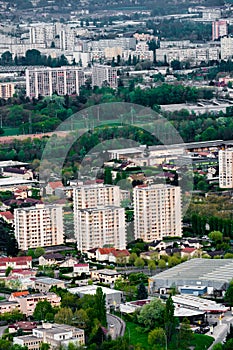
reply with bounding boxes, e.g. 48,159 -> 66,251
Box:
26,66 -> 84,98
0,82 -> 15,99
219,148 -> 233,188
75,206 -> 126,251
14,323 -> 85,350
14,204 -> 64,250
133,184 -> 182,242
212,20 -> 228,41
73,184 -> 121,210
92,65 -> 117,89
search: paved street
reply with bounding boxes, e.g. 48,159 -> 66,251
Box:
207,312 -> 233,349
107,313 -> 125,339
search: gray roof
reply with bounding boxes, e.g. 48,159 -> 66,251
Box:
150,258 -> 233,290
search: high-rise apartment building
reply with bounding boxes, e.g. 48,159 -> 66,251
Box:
212,20 -> 228,41
14,204 -> 64,250
26,66 -> 84,98
0,83 -> 15,99
92,65 -> 117,89
76,206 -> 126,251
73,184 -> 125,251
219,148 -> 233,188
73,184 -> 121,210
133,184 -> 182,242
221,36 -> 233,60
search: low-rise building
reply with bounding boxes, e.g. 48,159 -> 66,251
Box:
39,253 -> 64,266
35,277 -> 65,293
68,285 -> 123,307
0,256 -> 32,272
13,323 -> 85,350
0,301 -> 20,314
91,269 -> 121,285
73,263 -> 90,276
14,292 -> 61,316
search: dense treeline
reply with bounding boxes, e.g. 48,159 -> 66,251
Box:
0,49 -> 69,67
0,84 -> 213,134
147,19 -> 212,41
191,214 -> 233,237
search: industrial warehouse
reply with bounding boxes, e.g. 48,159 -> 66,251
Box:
149,258 -> 233,295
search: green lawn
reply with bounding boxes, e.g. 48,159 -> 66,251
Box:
1,127 -> 20,136
124,320 -> 214,350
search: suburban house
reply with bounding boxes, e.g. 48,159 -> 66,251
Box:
39,253 -> 64,266
0,256 -> 32,272
91,269 -> 121,285
73,263 -> 90,276
0,211 -> 14,224
181,248 -> 198,259
59,256 -> 79,268
35,277 -> 65,292
108,249 -> 130,264
45,181 -> 64,195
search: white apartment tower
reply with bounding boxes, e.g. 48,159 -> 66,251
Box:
219,148 -> 233,188
92,65 -> 118,89
73,184 -> 121,210
221,36 -> 233,60
26,66 -> 84,98
134,184 -> 182,242
76,206 -> 126,251
73,184 -> 125,251
212,20 -> 228,41
14,204 -> 64,250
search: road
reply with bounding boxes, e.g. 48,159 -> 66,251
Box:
107,313 -> 125,340
207,312 -> 233,349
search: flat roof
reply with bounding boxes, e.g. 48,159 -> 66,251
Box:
150,258 -> 233,290
68,285 -> 122,295
0,177 -> 36,187
35,277 -> 64,285
0,161 -> 28,167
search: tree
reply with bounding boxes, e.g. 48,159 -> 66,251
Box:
134,257 -> 145,268
95,287 -> 107,326
225,280 -> 233,306
179,317 -> 193,347
148,327 -> 166,349
158,259 -> 166,269
104,168 -> 113,184
137,282 -> 148,300
212,344 -> 223,350
34,247 -> 45,258
137,298 -> 165,331
164,296 -> 175,342
55,307 -> 73,324
73,309 -> 89,329
33,300 -> 53,321
5,266 -> 12,277
148,260 -> 156,274
40,344 -> 50,350
129,252 -> 138,265
208,231 -> 223,244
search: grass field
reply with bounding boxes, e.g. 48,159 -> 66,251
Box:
124,321 -> 214,350
2,127 -> 20,136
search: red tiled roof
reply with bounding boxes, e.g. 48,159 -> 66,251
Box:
97,248 -> 116,255
11,291 -> 29,298
182,248 -> 196,253
0,211 -> 14,220
74,264 -> 89,267
48,181 -> 63,189
0,256 -> 32,264
110,249 -> 130,257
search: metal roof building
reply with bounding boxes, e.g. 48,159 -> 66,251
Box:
149,258 -> 233,294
